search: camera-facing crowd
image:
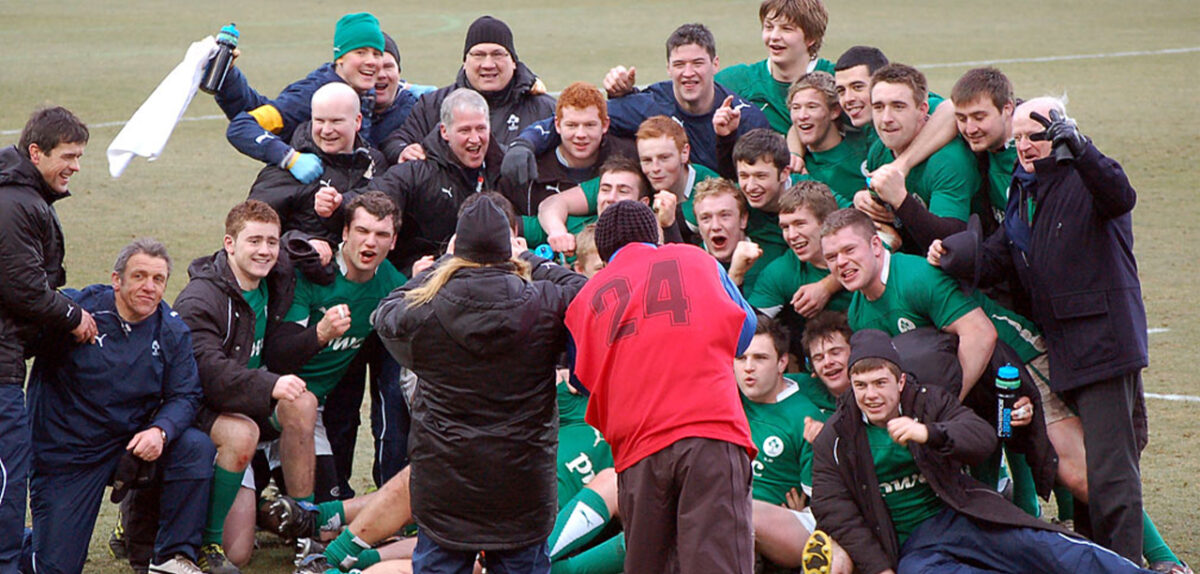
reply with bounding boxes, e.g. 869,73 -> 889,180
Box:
0,2 -> 1189,574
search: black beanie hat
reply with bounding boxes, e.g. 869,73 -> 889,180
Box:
455,195 -> 512,264
848,329 -> 903,371
463,16 -> 518,62
595,200 -> 659,262
383,32 -> 401,70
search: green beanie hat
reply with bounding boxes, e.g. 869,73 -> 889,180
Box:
333,13 -> 384,61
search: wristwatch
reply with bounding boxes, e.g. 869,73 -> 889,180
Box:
159,428 -> 168,443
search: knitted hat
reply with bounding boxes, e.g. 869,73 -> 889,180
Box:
595,200 -> 659,262
455,195 -> 512,264
848,329 -> 903,371
463,16 -> 517,62
333,13 -> 384,61
383,32 -> 401,69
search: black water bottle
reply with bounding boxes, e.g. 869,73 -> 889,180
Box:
995,364 -> 1020,439
200,23 -> 239,94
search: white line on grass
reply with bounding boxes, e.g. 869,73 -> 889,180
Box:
1148,327 -> 1170,334
919,46 -> 1200,69
4,47 -> 1198,137
1145,393 -> 1200,403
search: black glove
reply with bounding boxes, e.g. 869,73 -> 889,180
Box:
501,138 -> 538,187
1030,109 -> 1087,163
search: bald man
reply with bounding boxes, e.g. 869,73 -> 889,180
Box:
930,97 -> 1148,562
248,83 -> 388,254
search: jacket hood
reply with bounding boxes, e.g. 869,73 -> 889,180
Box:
187,250 -> 244,298
429,266 -> 535,356
454,61 -> 541,109
0,145 -> 64,203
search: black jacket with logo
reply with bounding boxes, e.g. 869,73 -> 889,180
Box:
364,129 -> 505,274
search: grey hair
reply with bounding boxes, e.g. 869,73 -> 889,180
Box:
440,88 -> 489,127
114,237 -> 172,277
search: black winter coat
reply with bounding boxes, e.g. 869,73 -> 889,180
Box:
380,62 -> 556,164
374,252 -> 586,551
173,249 -> 296,424
366,129 -> 505,274
811,380 -> 1071,574
0,145 -> 83,384
967,143 -> 1147,392
248,125 -> 385,245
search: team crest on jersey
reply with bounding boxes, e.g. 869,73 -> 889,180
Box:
763,436 -> 784,457
507,113 -> 520,131
151,340 -> 161,357
897,318 -> 916,333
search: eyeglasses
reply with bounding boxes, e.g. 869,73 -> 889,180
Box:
467,49 -> 511,62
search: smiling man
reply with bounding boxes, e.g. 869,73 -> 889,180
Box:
24,239 -> 215,574
0,106 -> 97,568
504,82 -> 636,215
749,181 -> 849,358
811,329 -> 1155,574
787,72 -> 866,207
319,89 -> 504,274
854,64 -> 981,255
214,13 -> 402,183
383,16 -> 555,165
732,129 -> 794,269
716,0 -> 835,134
511,23 -> 770,177
249,83 -> 386,253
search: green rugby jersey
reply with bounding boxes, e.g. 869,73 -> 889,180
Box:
283,259 -> 406,402
742,381 -> 822,505
715,57 -> 836,134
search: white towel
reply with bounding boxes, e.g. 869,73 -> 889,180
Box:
106,36 -> 217,178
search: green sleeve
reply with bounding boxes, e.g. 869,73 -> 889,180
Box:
581,177 -> 601,214
522,215 -> 549,246
912,258 -> 978,329
747,255 -> 793,310
283,272 -> 314,323
922,141 -> 981,221
864,138 -> 892,172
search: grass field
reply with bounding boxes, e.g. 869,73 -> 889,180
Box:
3,0 -> 1198,570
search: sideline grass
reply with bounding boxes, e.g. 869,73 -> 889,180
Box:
3,1 -> 1196,570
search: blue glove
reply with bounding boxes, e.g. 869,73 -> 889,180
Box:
285,151 -> 324,184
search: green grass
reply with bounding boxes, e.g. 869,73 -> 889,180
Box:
3,0 -> 1198,570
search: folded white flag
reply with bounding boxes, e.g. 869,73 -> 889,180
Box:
107,36 -> 217,178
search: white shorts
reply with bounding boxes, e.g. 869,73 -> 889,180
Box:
790,507 -> 817,533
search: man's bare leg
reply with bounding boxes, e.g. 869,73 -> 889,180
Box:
277,391 -> 318,499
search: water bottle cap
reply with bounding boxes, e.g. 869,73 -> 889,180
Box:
218,23 -> 239,42
996,364 -> 1021,388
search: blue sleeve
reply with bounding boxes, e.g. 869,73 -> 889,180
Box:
151,317 -> 202,443
226,111 -> 294,166
517,115 -> 561,155
714,258 -> 757,355
605,92 -> 658,138
213,66 -> 269,120
565,335 -> 590,397
734,95 -> 772,136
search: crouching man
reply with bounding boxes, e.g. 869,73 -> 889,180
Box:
23,239 -> 215,574
809,329 -> 1153,574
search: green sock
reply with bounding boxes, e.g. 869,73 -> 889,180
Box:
969,448 -> 1002,492
317,499 -> 346,532
548,488 -> 611,561
1142,510 -> 1180,565
353,549 -> 381,570
202,465 -> 246,545
1053,486 -> 1074,521
325,528 -> 371,570
551,533 -> 625,574
1006,451 -> 1041,518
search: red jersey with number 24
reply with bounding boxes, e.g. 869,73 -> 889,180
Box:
566,243 -> 756,472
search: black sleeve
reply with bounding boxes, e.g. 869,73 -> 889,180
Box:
716,132 -> 738,181
894,194 -> 968,254
263,321 -> 324,375
0,199 -> 81,332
